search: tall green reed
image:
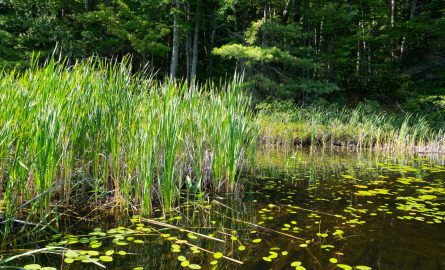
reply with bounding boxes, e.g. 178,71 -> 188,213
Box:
0,54 -> 257,237
257,103 -> 442,151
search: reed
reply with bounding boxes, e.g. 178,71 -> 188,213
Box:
0,55 -> 258,237
257,102 -> 444,152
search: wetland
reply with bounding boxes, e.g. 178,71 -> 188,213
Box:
2,148 -> 445,270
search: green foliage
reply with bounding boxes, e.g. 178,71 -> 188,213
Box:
0,0 -> 444,117
0,54 -> 257,237
213,20 -> 339,101
213,44 -> 274,62
77,0 -> 171,56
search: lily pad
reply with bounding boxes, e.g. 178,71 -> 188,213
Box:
178,256 -> 186,261
99,256 -> 113,262
24,264 -> 41,269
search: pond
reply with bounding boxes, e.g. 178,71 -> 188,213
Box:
2,148 -> 445,270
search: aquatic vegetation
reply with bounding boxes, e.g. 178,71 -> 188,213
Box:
0,54 -> 257,237
256,103 -> 444,152
1,148 -> 445,269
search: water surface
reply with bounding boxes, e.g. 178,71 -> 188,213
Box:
3,148 -> 445,270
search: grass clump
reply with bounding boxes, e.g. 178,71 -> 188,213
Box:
256,101 -> 444,151
0,54 -> 257,237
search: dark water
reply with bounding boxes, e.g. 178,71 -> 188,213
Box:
2,149 -> 445,270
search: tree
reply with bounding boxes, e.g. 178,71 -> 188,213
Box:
213,18 -> 339,102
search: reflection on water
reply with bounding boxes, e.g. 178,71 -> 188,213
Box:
2,148 -> 445,270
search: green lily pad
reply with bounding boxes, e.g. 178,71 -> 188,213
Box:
24,264 -> 41,269
90,242 -> 102,248
88,251 -> 99,256
99,256 -> 113,262
65,251 -> 78,258
178,256 -> 186,261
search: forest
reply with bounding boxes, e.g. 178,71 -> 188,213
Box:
1,0 -> 444,113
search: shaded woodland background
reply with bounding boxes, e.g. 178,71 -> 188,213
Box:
1,0 -> 444,115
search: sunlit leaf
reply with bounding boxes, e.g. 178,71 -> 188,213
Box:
99,256 -> 113,262
24,264 -> 41,269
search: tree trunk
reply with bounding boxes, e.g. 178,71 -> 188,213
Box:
319,16 -> 324,53
302,0 -> 309,46
400,0 -> 417,65
185,4 -> 191,83
391,0 -> 396,63
361,5 -> 367,77
191,0 -> 202,87
209,28 -> 216,78
169,0 -> 180,79
240,8 -> 247,76
263,1 -> 267,21
83,0 -> 88,59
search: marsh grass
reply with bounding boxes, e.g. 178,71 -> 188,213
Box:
257,103 -> 444,152
0,54 -> 257,237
